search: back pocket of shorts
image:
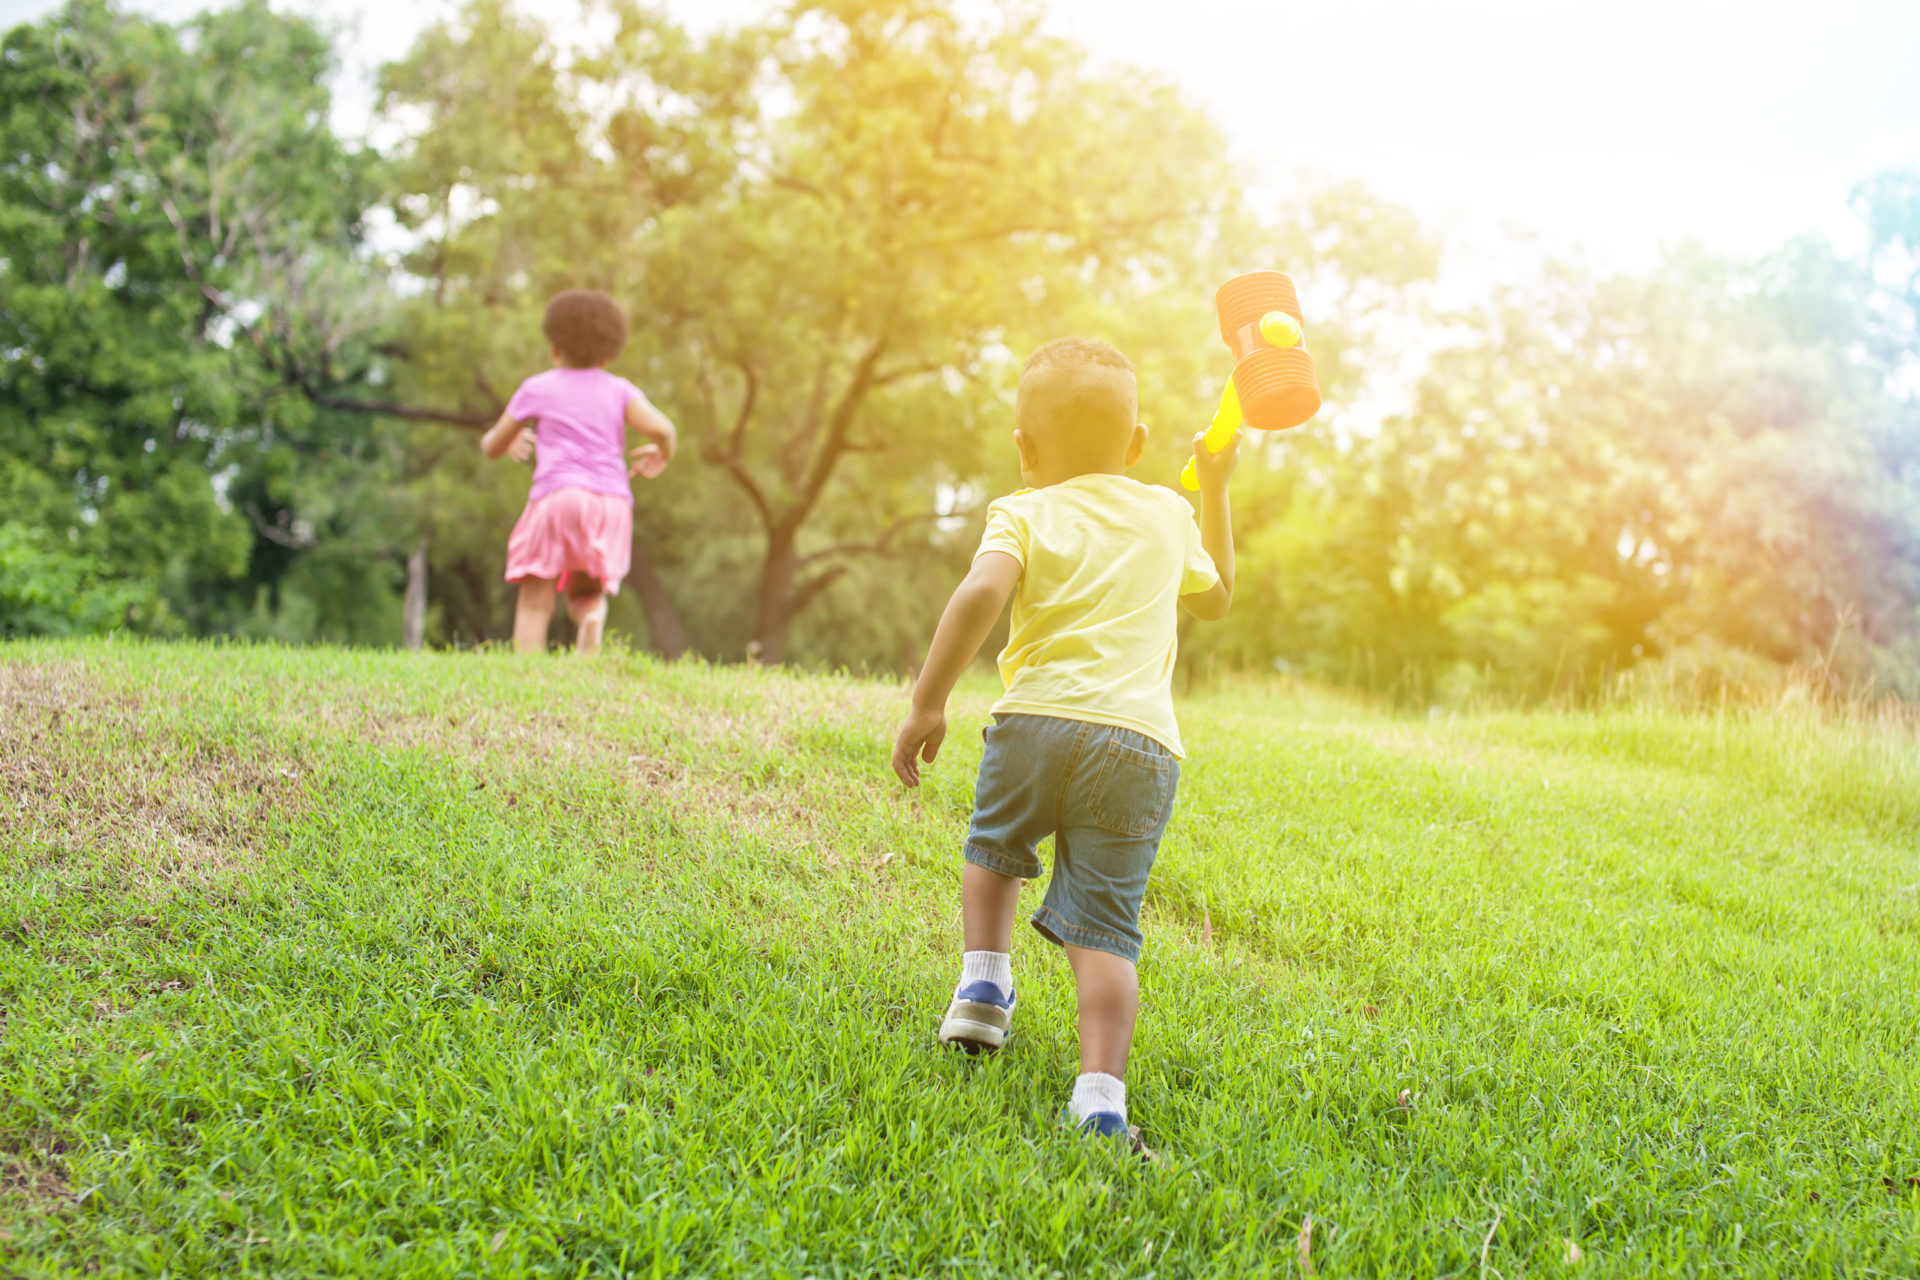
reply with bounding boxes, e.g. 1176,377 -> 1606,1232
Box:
1086,737 -> 1175,837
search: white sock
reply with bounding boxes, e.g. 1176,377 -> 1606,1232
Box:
1070,1072 -> 1127,1123
958,950 -> 1012,999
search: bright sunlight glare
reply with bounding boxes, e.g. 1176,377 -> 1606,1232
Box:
4,0 -> 1912,272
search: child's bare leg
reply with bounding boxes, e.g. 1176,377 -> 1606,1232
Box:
513,577 -> 558,653
565,582 -> 608,654
1063,943 -> 1138,1079
938,861 -> 1023,1052
961,861 -> 1022,952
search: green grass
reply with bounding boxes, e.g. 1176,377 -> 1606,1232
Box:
2,640 -> 1917,1278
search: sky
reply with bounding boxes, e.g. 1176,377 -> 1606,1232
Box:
5,0 -> 1918,275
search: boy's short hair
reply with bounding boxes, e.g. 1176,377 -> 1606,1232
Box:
542,289 -> 629,367
1016,338 -> 1137,454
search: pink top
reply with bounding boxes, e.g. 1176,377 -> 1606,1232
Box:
506,367 -> 645,503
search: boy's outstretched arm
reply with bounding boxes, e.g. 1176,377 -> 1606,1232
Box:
892,551 -> 1022,787
1180,429 -> 1238,621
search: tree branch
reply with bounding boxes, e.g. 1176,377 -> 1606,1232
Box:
771,172 -> 828,201
473,367 -> 505,408
709,451 -> 774,527
914,204 -> 1199,252
729,356 -> 758,459
788,565 -> 849,617
308,394 -> 498,428
782,337 -> 889,538
870,359 -> 951,387
796,509 -> 949,568
698,359 -> 773,527
244,502 -> 315,549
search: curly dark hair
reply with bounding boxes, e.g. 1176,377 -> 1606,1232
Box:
542,289 -> 629,368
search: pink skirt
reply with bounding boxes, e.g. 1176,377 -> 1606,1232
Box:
503,487 -> 632,595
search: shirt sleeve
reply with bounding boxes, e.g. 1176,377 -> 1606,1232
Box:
1180,513 -> 1220,594
975,499 -> 1027,566
615,375 -> 647,409
504,378 -> 542,423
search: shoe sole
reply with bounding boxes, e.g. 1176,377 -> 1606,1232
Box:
939,1004 -> 1012,1053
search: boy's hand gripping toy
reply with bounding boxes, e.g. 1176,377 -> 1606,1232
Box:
1181,270 -> 1321,490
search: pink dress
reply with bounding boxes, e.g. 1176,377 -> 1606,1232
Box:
501,367 -> 648,595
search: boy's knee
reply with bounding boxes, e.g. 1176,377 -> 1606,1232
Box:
1061,940 -> 1140,980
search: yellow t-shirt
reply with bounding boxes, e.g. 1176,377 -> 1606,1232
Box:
976,473 -> 1220,757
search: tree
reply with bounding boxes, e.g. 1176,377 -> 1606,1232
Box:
15,0 -> 1905,701
362,0 -> 762,651
1207,232 -> 1920,704
0,0 -> 384,637
373,0 -> 1276,661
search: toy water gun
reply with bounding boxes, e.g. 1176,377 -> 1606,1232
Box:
1181,270 -> 1322,490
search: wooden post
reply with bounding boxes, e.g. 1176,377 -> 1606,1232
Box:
403,538 -> 428,652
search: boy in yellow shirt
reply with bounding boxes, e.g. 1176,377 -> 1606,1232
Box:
891,337 -> 1237,1149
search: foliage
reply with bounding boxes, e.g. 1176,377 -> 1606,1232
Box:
1192,247 -> 1920,705
0,522 -> 137,636
0,0 -> 390,639
1,0 -> 1915,702
4,642 -> 1918,1274
370,0 -> 1339,660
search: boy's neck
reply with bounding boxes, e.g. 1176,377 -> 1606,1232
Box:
1025,460 -> 1131,489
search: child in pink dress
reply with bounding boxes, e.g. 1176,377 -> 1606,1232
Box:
480,290 -> 678,654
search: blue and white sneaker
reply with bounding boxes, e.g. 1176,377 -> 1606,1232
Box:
938,980 -> 1016,1054
1077,1112 -> 1156,1161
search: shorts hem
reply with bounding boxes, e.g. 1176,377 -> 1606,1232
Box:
1030,907 -> 1140,962
963,842 -> 1040,880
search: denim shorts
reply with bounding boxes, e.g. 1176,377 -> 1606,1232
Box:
964,713 -> 1180,963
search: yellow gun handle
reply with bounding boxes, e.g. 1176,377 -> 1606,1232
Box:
1181,377 -> 1242,491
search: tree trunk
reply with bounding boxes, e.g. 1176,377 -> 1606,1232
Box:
750,531 -> 799,664
402,538 -> 429,652
627,547 -> 689,659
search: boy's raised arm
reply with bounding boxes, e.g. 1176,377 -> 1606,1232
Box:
892,551 -> 1022,787
1180,429 -> 1237,621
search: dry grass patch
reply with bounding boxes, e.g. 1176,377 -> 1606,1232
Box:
256,662 -> 907,854
0,1148 -> 80,1221
2,659 -> 302,889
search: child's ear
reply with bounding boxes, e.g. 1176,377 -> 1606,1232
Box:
1014,429 -> 1039,474
1124,423 -> 1148,467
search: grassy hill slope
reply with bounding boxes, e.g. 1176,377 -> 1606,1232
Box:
3,642 -> 1917,1277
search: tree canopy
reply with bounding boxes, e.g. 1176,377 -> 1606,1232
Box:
3,0 -> 1915,703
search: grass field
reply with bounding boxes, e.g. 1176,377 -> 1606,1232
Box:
2,641 -> 1917,1278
